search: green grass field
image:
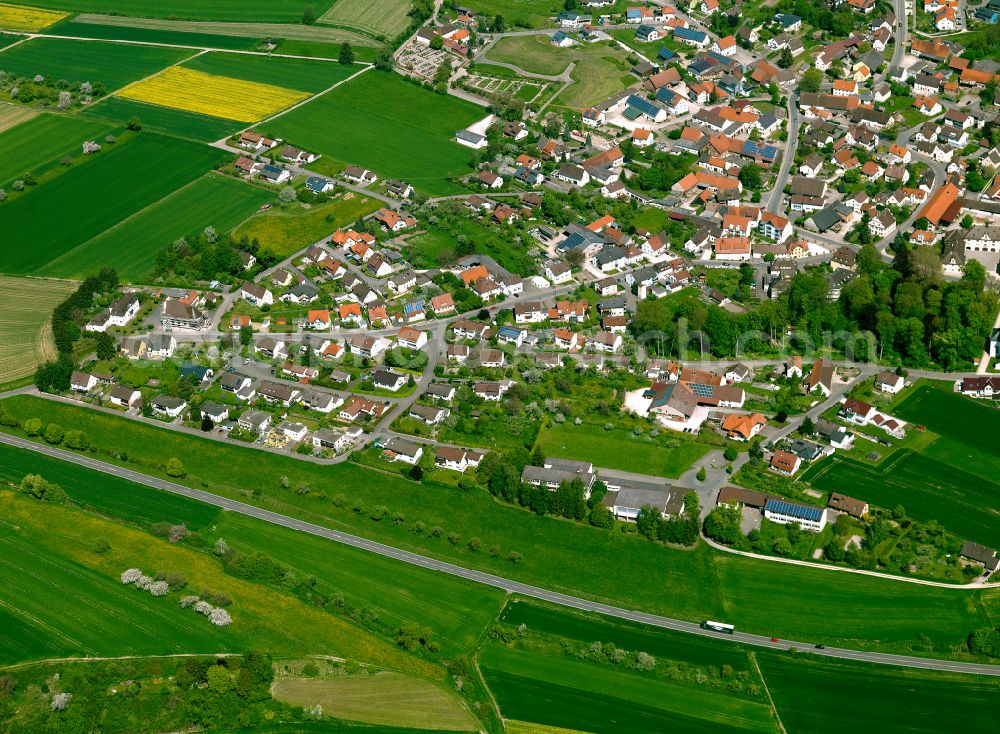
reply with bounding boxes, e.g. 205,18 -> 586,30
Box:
0,111 -> 114,187
232,193 -> 381,258
535,422 -> 710,478
485,35 -> 633,110
2,395 -> 998,656
0,490 -> 439,676
461,0 -> 561,27
0,133 -> 225,278
0,276 -> 77,386
215,512 -> 504,656
318,0 -> 413,39
0,36 -> 193,91
272,672 -> 477,730
0,0 -> 335,23
802,382 -> 1000,546
0,441 -> 220,528
480,646 -> 777,734
181,51 -> 359,93
268,70 -> 483,196
756,653 -> 999,734
47,173 -> 272,281
84,96 -> 243,141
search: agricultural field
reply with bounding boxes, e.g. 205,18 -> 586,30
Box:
269,70 -> 483,196
0,36 -> 194,92
0,490 -> 439,676
480,646 -> 777,734
2,395 -> 998,656
232,193 -> 381,258
0,101 -> 37,133
0,111 -> 114,187
0,133 -> 225,277
801,382 -> 1000,547
272,672 -> 477,730
0,0 -> 334,23
0,2 -> 67,31
70,13 -> 377,47
117,66 -> 308,123
485,35 -> 634,110
0,276 -> 77,387
47,173 -> 273,281
84,96 -> 242,142
181,51 -> 361,93
756,653 -> 998,734
318,0 -> 413,40
535,422 -> 711,478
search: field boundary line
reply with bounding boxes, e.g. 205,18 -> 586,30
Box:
748,652 -> 788,734
700,534 -> 1000,589
21,31 -> 363,63
0,651 -> 242,672
231,62 -> 373,135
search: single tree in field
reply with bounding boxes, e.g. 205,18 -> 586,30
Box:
302,5 -> 316,24
339,42 -> 355,65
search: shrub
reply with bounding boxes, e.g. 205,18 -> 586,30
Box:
508,551 -> 522,563
23,417 -> 42,436
180,595 -> 200,608
149,580 -> 169,597
120,568 -> 143,585
468,537 -> 482,552
210,608 -> 233,626
429,526 -> 443,538
51,692 -> 72,711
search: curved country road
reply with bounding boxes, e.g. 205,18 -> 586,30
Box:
2,431 -> 998,677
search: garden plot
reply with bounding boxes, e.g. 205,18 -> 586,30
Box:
463,74 -> 548,102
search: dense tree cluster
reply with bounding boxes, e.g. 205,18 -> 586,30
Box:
154,229 -> 276,282
35,268 -> 119,392
634,243 -> 998,370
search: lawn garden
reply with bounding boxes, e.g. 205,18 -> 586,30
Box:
268,70 -> 483,196
0,395 -> 997,657
0,132 -> 225,277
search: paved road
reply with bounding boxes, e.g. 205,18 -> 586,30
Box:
766,92 -> 800,215
2,431 -> 998,676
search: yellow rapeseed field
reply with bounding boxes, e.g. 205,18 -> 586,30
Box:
0,2 -> 68,31
117,66 -> 308,123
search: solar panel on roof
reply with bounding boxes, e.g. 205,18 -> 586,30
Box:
689,383 -> 714,398
765,499 -> 822,521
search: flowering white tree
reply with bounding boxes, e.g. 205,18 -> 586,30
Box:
634,652 -> 656,671
56,91 -> 71,110
135,574 -> 153,591
214,538 -> 229,556
307,704 -> 322,720
80,81 -> 92,95
33,74 -> 43,84
149,580 -> 169,597
209,608 -> 232,627
51,693 -> 72,711
194,600 -> 214,616
120,568 -> 143,585
180,595 -> 200,608
82,140 -> 102,155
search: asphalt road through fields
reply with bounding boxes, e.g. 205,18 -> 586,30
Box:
3,431 -> 998,677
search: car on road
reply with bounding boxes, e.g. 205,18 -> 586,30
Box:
243,358 -> 250,364
815,644 -> 826,649
770,637 -> 779,643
